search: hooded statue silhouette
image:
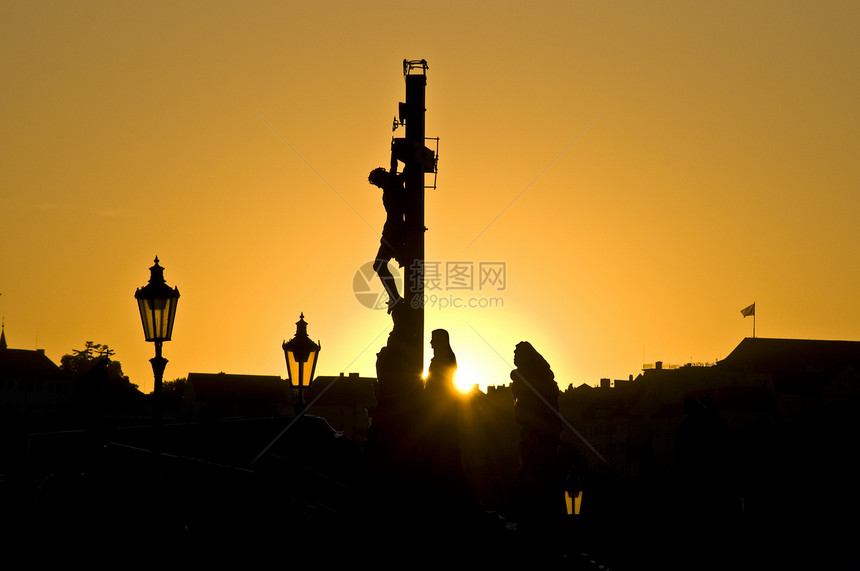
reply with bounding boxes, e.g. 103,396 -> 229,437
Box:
510,341 -> 564,540
422,329 -> 468,497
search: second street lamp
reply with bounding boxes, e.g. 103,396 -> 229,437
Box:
282,313 -> 321,413
135,256 -> 180,456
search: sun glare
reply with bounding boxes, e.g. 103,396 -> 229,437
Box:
452,367 -> 477,394
422,366 -> 477,395
453,372 -> 474,394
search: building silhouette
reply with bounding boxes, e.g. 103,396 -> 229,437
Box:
183,372 -> 291,420
305,373 -> 376,443
0,327 -> 71,427
550,337 -> 860,570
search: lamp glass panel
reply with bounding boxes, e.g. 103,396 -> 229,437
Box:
138,296 -> 177,342
303,350 -> 318,387
286,351 -> 301,387
138,298 -> 155,341
163,297 -> 178,340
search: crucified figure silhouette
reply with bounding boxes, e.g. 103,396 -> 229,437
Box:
368,158 -> 406,313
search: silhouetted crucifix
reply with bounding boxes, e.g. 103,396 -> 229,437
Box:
369,59 -> 437,379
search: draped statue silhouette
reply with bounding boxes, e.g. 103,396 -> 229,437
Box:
510,341 -> 565,540
422,329 -> 467,495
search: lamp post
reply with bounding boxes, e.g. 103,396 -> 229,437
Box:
135,256 -> 180,456
282,313 -> 320,413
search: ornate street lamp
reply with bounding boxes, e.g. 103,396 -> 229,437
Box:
282,313 -> 320,412
135,256 -> 180,453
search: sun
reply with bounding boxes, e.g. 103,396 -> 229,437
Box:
452,364 -> 478,394
421,363 -> 477,395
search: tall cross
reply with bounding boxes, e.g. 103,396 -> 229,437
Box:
385,59 -> 437,379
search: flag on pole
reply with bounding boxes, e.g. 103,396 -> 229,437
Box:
741,302 -> 755,317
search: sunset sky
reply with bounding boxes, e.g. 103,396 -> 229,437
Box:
2,1 -> 859,394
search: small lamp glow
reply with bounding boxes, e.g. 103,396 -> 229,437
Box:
565,490 -> 583,516
282,313 -> 321,411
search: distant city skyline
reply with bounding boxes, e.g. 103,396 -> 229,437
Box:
2,2 -> 859,393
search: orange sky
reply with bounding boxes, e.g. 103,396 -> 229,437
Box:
2,1 -> 859,393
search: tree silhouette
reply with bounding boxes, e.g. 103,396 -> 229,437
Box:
62,341 -> 143,421
61,341 -> 130,387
